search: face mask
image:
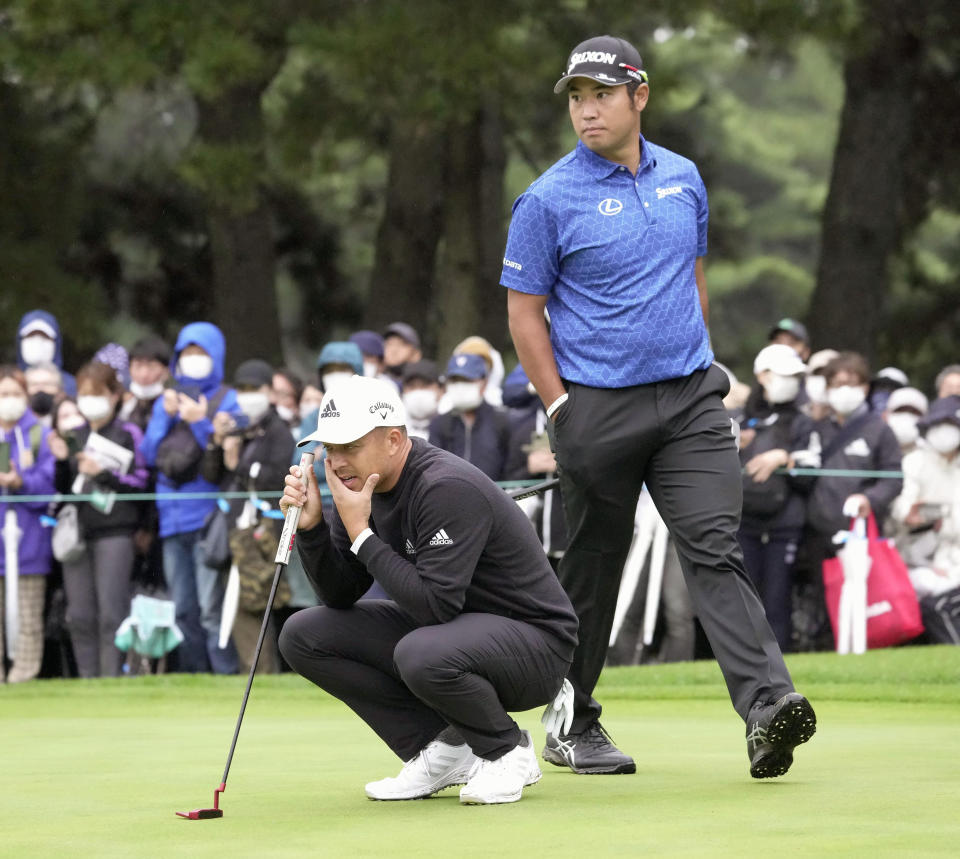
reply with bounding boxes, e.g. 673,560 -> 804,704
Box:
762,374 -> 801,405
322,372 -> 354,393
177,353 -> 213,380
363,360 -> 380,378
827,385 -> 866,416
805,375 -> 827,404
20,334 -> 56,366
29,390 -> 55,417
77,395 -> 113,424
886,413 -> 919,447
236,392 -> 271,424
130,380 -> 165,401
275,404 -> 296,423
403,389 -> 439,421
0,395 -> 28,424
446,381 -> 484,412
925,423 -> 960,455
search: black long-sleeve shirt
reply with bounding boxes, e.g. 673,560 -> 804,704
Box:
295,438 -> 578,655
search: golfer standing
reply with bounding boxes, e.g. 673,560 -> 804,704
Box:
278,375 -> 578,804
503,35 -> 815,777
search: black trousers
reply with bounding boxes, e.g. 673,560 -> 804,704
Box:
279,601 -> 571,760
551,365 -> 795,731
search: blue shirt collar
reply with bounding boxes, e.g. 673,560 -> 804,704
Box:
575,134 -> 656,179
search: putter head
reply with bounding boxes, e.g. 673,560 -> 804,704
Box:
176,808 -> 223,820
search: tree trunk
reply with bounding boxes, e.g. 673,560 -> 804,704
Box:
434,101 -> 507,363
195,84 -> 282,373
365,115 -> 446,349
807,14 -> 918,360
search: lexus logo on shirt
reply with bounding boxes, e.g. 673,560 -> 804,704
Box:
598,198 -> 623,216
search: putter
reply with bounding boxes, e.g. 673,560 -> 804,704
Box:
177,452 -> 315,820
507,477 -> 560,501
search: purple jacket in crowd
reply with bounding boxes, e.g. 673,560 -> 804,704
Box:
0,409 -> 56,576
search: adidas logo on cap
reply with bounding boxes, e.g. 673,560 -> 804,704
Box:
320,399 -> 340,419
429,529 -> 454,546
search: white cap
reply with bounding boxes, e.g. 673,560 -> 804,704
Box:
297,375 -> 406,447
807,348 -> 839,374
753,344 -> 806,377
886,386 -> 928,415
20,319 -> 57,339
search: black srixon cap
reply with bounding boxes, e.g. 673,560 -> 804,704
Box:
554,35 -> 647,94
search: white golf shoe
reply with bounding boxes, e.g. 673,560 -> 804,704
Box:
459,730 -> 542,805
365,738 -> 478,800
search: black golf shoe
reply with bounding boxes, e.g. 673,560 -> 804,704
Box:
746,692 -> 817,779
542,720 -> 636,774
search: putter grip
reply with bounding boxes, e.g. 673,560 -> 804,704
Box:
275,452 -> 315,565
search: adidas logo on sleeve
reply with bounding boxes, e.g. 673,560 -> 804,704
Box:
405,538 -> 416,555
320,399 -> 340,418
428,529 -> 454,546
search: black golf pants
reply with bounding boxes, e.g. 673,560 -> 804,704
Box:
279,600 -> 571,760
552,365 -> 794,731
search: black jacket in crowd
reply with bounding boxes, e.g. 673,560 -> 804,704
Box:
53,418 -> 149,540
800,404 -> 903,536
201,408 -> 295,519
428,402 -> 511,482
738,389 -> 814,536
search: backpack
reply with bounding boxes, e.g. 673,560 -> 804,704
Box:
155,387 -> 228,485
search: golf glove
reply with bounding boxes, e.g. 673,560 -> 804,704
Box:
541,678 -> 574,737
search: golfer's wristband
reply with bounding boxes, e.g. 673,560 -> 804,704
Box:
350,528 -> 374,555
546,394 -> 569,419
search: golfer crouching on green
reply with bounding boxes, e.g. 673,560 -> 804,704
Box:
278,375 -> 578,805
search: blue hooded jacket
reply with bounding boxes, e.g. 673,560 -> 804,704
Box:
16,310 -> 77,398
141,322 -> 242,538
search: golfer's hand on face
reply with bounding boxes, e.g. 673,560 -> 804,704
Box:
280,462 -> 324,531
324,456 -> 379,541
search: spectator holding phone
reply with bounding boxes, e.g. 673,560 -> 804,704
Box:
0,365 -> 56,682
49,362 -> 149,677
141,322 -> 242,674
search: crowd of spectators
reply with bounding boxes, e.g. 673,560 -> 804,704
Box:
1,310 -> 958,682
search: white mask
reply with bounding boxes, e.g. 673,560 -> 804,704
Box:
827,385 -> 866,416
77,395 -> 113,424
20,334 -> 56,366
322,372 -> 354,393
925,423 -> 960,455
236,392 -> 271,424
805,375 -> 827,404
446,381 -> 484,412
403,389 -> 439,421
362,360 -> 380,378
275,404 -> 296,424
177,353 -> 214,380
129,380 -> 165,401
0,395 -> 28,424
762,373 -> 801,405
886,413 -> 919,447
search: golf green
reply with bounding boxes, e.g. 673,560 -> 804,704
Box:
3,647 -> 958,857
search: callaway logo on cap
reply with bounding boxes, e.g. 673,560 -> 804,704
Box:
298,375 -> 407,447
554,35 -> 648,94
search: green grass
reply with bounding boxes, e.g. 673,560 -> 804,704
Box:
3,647 -> 959,858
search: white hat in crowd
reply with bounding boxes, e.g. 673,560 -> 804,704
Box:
806,348 -> 839,374
753,344 -> 807,377
886,387 -> 929,415
298,375 -> 406,447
